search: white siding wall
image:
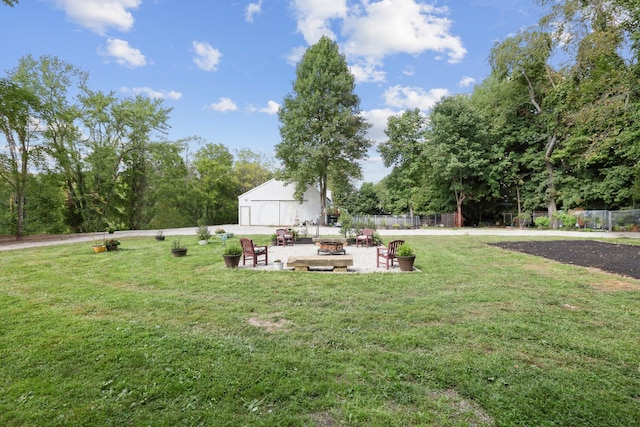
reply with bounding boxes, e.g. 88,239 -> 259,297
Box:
238,179 -> 323,226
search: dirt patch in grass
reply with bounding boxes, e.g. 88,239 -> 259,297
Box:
247,316 -> 289,332
491,240 -> 640,282
439,389 -> 495,426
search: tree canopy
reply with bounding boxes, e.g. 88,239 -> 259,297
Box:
0,55 -> 273,237
373,0 -> 639,226
276,36 -> 371,225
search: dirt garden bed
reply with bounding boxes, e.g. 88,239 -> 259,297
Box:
491,240 -> 640,280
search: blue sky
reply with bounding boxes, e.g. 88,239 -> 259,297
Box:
1,0 -> 541,183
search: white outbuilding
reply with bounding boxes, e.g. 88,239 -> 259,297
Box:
237,178 -> 325,226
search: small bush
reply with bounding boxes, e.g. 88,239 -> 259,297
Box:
559,213 -> 577,228
534,216 -> 550,228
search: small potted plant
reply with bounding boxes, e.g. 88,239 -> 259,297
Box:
171,239 -> 188,257
92,233 -> 106,253
396,242 -> 416,271
105,238 -> 120,251
273,259 -> 283,271
155,231 -> 165,241
222,243 -> 242,268
196,221 -> 211,245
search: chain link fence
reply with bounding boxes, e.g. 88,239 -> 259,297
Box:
350,209 -> 639,232
609,209 -> 640,232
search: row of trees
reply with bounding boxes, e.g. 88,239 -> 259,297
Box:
279,1 -> 639,227
0,55 -> 273,237
336,0 -> 639,226
2,1 -> 639,235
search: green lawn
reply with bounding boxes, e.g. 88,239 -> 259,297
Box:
1,235 -> 639,426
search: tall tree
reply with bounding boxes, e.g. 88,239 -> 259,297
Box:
379,108 -> 428,216
352,182 -> 383,215
233,148 -> 274,194
0,79 -> 42,238
424,95 -> 493,227
143,140 -> 192,229
538,0 -> 639,209
9,55 -> 89,231
276,36 -> 371,225
489,31 -> 566,222
471,74 -> 548,218
193,143 -> 238,224
113,95 -> 171,230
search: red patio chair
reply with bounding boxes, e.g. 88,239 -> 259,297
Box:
356,228 -> 374,247
276,228 -> 293,246
240,238 -> 268,267
376,239 -> 404,270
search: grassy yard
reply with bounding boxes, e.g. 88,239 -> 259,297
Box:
1,235 -> 639,426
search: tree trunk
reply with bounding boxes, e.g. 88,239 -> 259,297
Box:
16,151 -> 28,239
319,176 -> 327,226
545,134 -> 558,228
453,191 -> 466,228
455,198 -> 464,228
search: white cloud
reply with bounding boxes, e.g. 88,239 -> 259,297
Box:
49,0 -> 141,35
349,62 -> 386,83
292,0 -> 348,44
361,108 -> 396,144
209,97 -> 238,112
383,85 -> 449,110
246,0 -> 263,23
248,100 -> 280,114
342,0 -> 466,63
289,1 -> 466,86
193,41 -> 222,72
99,38 -> 146,67
402,65 -> 415,76
120,86 -> 182,100
459,76 -> 475,87
259,100 -> 280,115
285,45 -> 308,66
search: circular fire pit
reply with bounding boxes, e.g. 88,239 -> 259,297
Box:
313,238 -> 347,255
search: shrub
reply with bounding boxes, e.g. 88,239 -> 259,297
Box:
534,216 -> 550,228
560,213 -> 577,228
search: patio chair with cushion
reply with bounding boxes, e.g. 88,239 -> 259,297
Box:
240,238 -> 268,267
356,228 -> 374,247
276,228 -> 293,246
376,239 -> 404,270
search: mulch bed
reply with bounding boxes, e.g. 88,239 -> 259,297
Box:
491,240 -> 640,280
